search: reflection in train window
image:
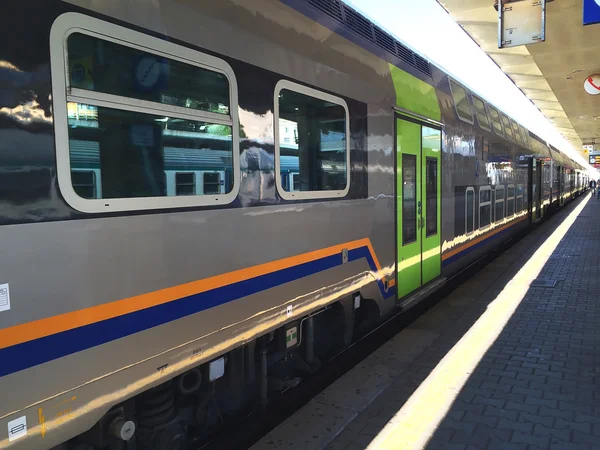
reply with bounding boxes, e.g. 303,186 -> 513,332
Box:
71,170 -> 96,199
501,114 -> 514,141
466,187 -> 475,234
472,95 -> 491,131
488,105 -> 504,137
203,173 -> 221,195
67,33 -> 230,115
67,104 -> 234,199
479,186 -> 492,228
276,84 -> 348,197
495,185 -> 505,222
449,79 -> 474,123
402,154 -> 417,245
425,157 -> 438,237
176,173 -> 195,196
507,184 -> 515,217
55,22 -> 239,212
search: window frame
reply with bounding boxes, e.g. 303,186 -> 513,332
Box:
506,184 -> 515,217
511,120 -> 523,145
274,79 -> 351,201
494,185 -> 505,223
465,186 -> 475,236
50,12 -> 240,213
479,186 -> 492,230
501,114 -> 514,141
516,184 -> 524,212
519,125 -> 530,149
488,105 -> 504,137
71,169 -> 98,199
471,95 -> 491,132
203,172 -> 222,195
175,172 -> 197,196
448,78 -> 474,124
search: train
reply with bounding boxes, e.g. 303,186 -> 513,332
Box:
0,1 -> 589,449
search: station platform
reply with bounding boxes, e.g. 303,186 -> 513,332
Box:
251,192 -> 598,450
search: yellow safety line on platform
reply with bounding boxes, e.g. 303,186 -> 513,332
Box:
367,194 -> 591,450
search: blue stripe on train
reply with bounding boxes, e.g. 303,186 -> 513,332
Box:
0,246 -> 393,378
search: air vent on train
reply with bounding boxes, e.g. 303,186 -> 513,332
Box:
300,0 -> 432,78
343,6 -> 375,42
306,0 -> 344,23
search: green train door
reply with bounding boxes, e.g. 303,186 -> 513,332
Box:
396,117 -> 441,300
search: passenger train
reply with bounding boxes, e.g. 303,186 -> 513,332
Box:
0,1 -> 588,449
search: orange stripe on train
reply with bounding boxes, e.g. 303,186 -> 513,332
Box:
0,238 -> 381,350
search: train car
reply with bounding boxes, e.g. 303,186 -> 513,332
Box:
0,1 -> 588,449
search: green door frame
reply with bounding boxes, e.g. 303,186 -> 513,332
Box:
395,115 -> 442,302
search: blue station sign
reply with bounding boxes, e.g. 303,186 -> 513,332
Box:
584,0 -> 600,25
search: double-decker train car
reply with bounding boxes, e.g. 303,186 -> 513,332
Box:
0,1 -> 588,449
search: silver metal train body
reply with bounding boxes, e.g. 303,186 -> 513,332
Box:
0,1 -> 587,449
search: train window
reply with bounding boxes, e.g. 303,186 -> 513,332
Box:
472,95 -> 491,131
495,185 -> 505,222
203,173 -> 222,195
511,120 -> 523,145
275,80 -> 350,200
479,186 -> 492,229
488,106 -> 504,137
466,187 -> 475,234
519,125 -> 530,148
500,114 -> 513,141
506,184 -> 515,217
449,79 -> 474,123
175,173 -> 195,196
516,184 -> 524,212
51,13 -> 240,213
71,170 -> 96,199
425,158 -> 438,237
402,154 -> 417,245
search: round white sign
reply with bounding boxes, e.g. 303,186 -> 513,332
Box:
135,56 -> 162,89
584,75 -> 600,95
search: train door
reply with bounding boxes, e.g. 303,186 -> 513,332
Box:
529,158 -> 542,222
395,117 -> 442,300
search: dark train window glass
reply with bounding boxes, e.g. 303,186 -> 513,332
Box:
402,154 -> 417,245
426,158 -> 437,237
480,186 -> 492,228
203,172 -> 221,195
507,185 -> 515,216
501,114 -> 514,140
175,172 -> 195,196
472,96 -> 491,131
488,106 -> 504,136
278,89 -> 347,193
449,79 -> 474,123
466,188 -> 475,234
495,186 -> 505,222
516,184 -> 524,212
67,33 -> 230,115
67,103 -> 234,199
71,170 -> 96,199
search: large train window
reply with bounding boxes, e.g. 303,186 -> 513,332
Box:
449,79 -> 474,124
506,184 -> 515,217
516,184 -> 524,212
274,80 -> 350,200
501,114 -> 514,141
519,125 -> 530,149
472,95 -> 491,131
479,186 -> 492,229
495,185 -> 505,222
50,13 -> 240,213
488,106 -> 504,137
511,120 -> 523,145
465,187 -> 475,235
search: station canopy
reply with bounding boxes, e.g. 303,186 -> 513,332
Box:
439,0 -> 600,159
